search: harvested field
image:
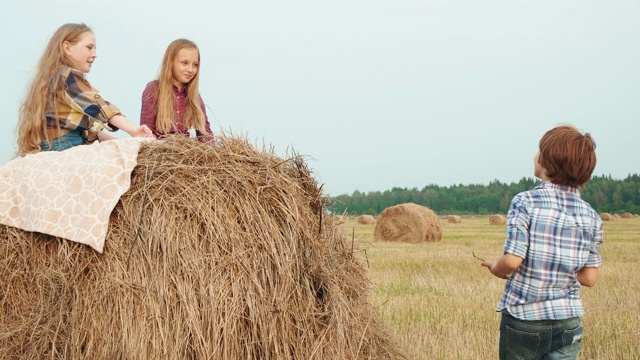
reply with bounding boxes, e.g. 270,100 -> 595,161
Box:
341,216 -> 640,359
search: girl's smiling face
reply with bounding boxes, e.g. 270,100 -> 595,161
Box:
63,31 -> 97,73
172,47 -> 199,89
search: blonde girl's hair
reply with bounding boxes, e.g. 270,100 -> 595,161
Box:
16,23 -> 93,156
153,39 -> 206,134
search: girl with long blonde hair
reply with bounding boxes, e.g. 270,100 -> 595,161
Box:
16,23 -> 153,156
140,39 -> 214,143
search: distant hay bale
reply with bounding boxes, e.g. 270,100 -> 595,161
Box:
447,215 -> 462,224
0,136 -> 403,359
635,214 -> 639,218
489,214 -> 507,225
357,214 -> 376,224
613,213 -> 621,218
599,212 -> 614,221
621,212 -> 634,219
373,203 -> 442,243
332,214 -> 346,224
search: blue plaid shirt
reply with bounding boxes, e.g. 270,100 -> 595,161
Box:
497,182 -> 603,320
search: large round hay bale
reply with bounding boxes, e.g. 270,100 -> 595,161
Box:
447,215 -> 462,224
357,214 -> 376,224
0,136 -> 403,359
373,203 -> 441,243
613,213 -> 621,218
621,212 -> 634,219
489,214 -> 507,225
600,212 -> 614,221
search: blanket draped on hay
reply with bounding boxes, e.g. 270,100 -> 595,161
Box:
0,137 -> 150,253
0,136 -> 404,359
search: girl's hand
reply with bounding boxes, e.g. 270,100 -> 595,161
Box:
132,125 -> 154,138
108,115 -> 155,138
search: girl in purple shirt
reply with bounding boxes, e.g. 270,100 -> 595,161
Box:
140,39 -> 215,143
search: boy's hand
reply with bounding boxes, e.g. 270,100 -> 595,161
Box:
481,261 -> 512,279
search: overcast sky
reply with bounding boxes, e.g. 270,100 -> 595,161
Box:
1,0 -> 638,196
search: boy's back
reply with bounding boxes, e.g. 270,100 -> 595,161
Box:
500,181 -> 603,320
481,125 -> 603,359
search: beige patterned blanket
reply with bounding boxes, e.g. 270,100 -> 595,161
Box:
0,137 -> 151,253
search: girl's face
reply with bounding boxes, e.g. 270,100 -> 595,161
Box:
172,47 -> 199,89
63,31 -> 97,73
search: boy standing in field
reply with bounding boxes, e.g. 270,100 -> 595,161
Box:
481,125 -> 603,359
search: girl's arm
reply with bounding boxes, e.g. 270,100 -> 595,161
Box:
63,69 -> 152,139
198,95 -> 216,145
108,114 -> 153,138
140,81 -> 159,137
63,68 -> 121,133
97,131 -> 117,142
199,95 -> 213,135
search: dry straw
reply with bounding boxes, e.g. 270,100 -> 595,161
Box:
0,135 -> 404,359
332,214 -> 346,224
621,212 -> 634,219
447,215 -> 462,224
600,212 -> 615,221
489,214 -> 507,225
356,215 -> 376,225
373,203 -> 442,243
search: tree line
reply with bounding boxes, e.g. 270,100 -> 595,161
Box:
328,174 -> 640,216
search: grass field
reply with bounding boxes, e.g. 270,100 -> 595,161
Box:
340,216 -> 640,359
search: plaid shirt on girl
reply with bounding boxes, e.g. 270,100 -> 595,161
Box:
497,182 -> 603,320
45,66 -> 121,143
140,81 -> 213,142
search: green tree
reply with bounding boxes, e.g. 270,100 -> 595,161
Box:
328,174 -> 640,215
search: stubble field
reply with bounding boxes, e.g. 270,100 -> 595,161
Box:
340,216 -> 640,359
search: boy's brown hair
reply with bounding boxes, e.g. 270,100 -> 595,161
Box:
538,125 -> 596,187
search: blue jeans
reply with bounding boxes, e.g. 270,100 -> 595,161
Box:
41,130 -> 84,151
499,310 -> 582,360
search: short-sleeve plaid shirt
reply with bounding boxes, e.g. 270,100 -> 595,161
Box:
497,181 -> 604,320
45,66 -> 121,143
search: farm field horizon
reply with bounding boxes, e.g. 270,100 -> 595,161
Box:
339,216 -> 640,359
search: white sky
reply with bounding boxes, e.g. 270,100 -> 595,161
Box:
1,0 -> 638,196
